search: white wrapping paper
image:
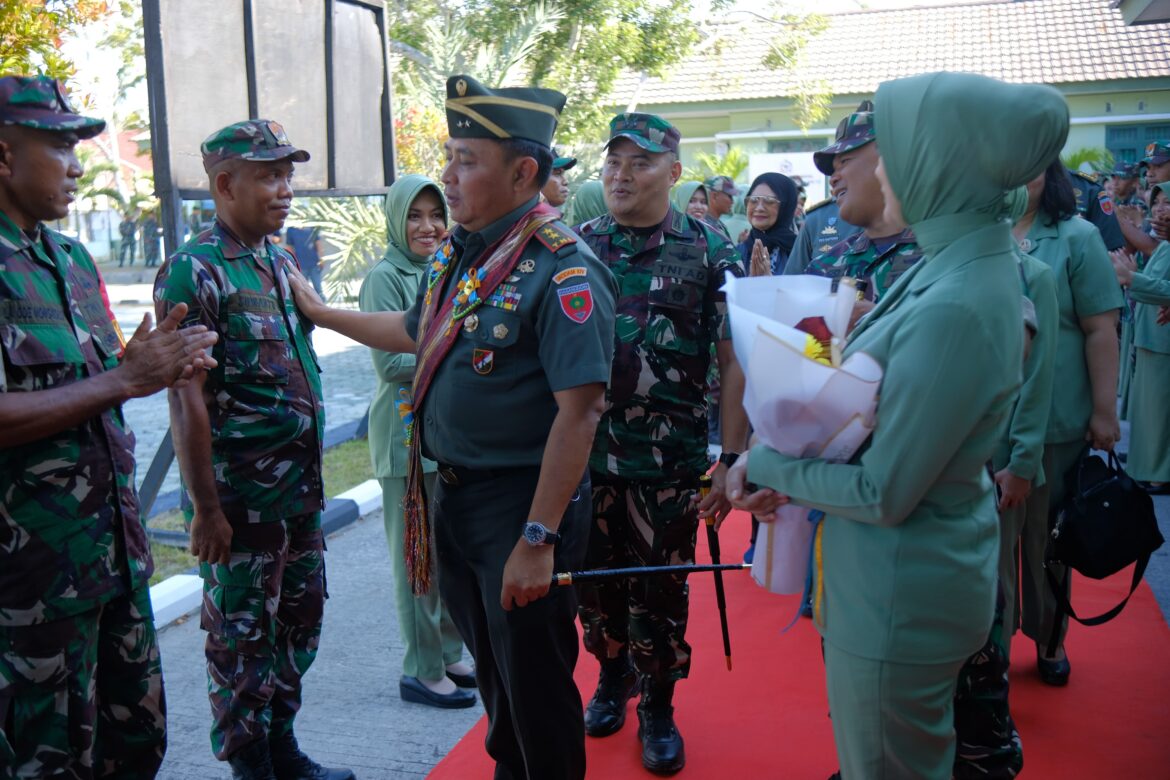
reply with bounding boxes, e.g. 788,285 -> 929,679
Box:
723,273 -> 883,594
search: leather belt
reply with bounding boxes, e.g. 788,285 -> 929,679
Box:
436,463 -> 535,487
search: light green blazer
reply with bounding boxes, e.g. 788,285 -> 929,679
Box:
747,224 -> 1024,664
1130,241 -> 1170,354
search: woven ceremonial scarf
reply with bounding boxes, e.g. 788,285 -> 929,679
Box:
403,202 -> 559,593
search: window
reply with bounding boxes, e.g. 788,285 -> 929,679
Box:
1106,123 -> 1170,163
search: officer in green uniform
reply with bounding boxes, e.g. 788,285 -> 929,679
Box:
783,103 -> 871,275
1110,161 -> 1148,219
1069,167 -> 1125,250
0,75 -> 218,779
1141,140 -> 1170,242
571,113 -> 749,775
805,105 -> 923,304
288,75 -> 617,780
155,120 -> 353,780
728,71 -> 1070,780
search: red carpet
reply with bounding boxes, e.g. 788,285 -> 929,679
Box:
429,510 -> 1170,779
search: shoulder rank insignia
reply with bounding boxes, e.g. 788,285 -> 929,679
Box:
535,223 -> 577,253
1072,170 -> 1099,185
804,198 -> 832,215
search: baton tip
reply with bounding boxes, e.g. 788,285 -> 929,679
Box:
726,656 -> 732,671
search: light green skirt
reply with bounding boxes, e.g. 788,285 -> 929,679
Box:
1126,348 -> 1170,482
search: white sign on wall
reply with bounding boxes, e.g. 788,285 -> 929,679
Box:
748,153 -> 829,202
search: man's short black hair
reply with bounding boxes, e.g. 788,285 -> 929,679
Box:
1038,160 -> 1078,226
500,138 -> 553,189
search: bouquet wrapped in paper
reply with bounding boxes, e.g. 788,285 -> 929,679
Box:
723,273 -> 883,595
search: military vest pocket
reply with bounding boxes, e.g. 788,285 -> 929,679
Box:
222,311 -> 290,385
647,275 -> 704,355
0,322 -> 85,390
453,307 -> 521,385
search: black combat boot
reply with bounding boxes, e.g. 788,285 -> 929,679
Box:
584,656 -> 639,737
637,679 -> 685,775
269,729 -> 356,780
227,738 -> 277,780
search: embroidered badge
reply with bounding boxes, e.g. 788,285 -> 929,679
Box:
536,224 -> 576,252
557,282 -> 594,324
472,348 -> 494,375
1098,190 -> 1115,216
552,266 -> 587,284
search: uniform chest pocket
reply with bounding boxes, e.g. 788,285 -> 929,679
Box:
454,307 -> 521,385
223,311 -> 291,385
0,319 -> 85,391
647,271 -> 705,355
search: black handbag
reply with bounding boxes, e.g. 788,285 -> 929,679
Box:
1043,451 -> 1164,656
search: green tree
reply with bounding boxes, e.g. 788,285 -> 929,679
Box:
1062,147 -> 1114,175
288,197 -> 387,302
0,0 -> 109,80
682,148 -> 750,183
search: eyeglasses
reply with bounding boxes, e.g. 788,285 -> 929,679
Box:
747,195 -> 781,207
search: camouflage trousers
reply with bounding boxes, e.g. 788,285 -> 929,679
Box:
578,473 -> 698,683
953,583 -> 1023,780
200,512 -> 325,761
0,586 -> 166,779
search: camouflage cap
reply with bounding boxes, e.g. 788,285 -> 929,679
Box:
0,75 -> 105,139
1141,140 -> 1170,167
445,74 -> 565,148
604,113 -> 681,155
552,148 -> 577,171
1112,161 -> 1140,179
814,109 -> 875,176
200,119 -> 310,173
704,175 -> 739,197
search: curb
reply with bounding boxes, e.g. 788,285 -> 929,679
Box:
148,478 -> 383,629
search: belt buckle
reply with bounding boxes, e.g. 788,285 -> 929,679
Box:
439,466 -> 460,486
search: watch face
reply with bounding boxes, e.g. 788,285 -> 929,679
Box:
524,523 -> 546,545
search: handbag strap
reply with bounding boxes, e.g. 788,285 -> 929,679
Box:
1043,551 -> 1151,657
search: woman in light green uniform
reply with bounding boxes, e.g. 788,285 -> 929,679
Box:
728,72 -> 1069,779
1113,182 -> 1170,489
1011,159 -> 1123,684
358,175 -> 474,708
566,179 -> 607,226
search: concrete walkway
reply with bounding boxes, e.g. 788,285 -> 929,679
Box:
155,508 -> 484,780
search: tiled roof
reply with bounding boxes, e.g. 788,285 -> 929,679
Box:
611,0 -> 1170,107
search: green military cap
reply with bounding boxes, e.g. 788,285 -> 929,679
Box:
0,74 -> 105,139
605,113 -> 681,155
1112,161 -> 1140,179
704,175 -> 739,197
445,74 -> 566,148
814,108 -> 875,176
552,147 -> 577,171
201,119 -> 310,173
1141,140 -> 1170,167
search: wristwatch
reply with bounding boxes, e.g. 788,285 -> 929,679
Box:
718,452 -> 740,468
523,521 -> 561,547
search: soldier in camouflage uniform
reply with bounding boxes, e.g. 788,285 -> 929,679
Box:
0,75 -> 219,779
805,106 -> 923,308
154,121 -> 352,780
572,113 -> 749,776
782,103 -> 870,276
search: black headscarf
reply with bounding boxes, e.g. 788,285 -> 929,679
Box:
746,172 -> 798,257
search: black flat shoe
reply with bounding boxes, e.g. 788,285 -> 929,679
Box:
446,669 -> 477,688
400,676 -> 477,709
1036,652 -> 1071,686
